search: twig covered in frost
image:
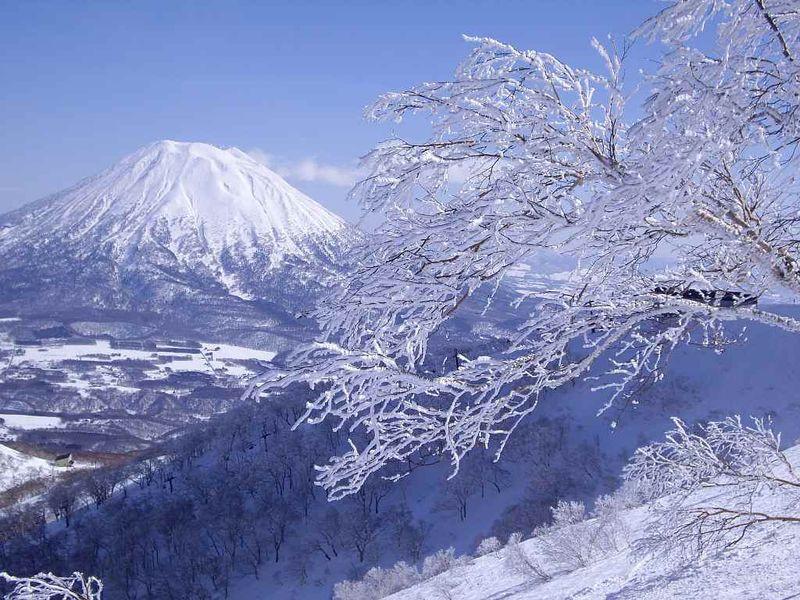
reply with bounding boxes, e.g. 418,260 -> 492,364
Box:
626,415 -> 800,557
0,572 -> 103,600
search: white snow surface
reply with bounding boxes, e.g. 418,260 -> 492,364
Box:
0,414 -> 65,430
0,444 -> 56,493
8,338 -> 276,385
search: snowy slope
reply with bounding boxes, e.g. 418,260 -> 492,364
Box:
225,300 -> 800,599
384,446 -> 800,600
0,140 -> 353,310
0,443 -> 55,493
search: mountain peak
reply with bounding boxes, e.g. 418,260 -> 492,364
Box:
134,139 -> 254,163
1,139 -> 347,254
0,140 -> 352,305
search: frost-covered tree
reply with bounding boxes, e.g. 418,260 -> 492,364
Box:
420,547 -> 470,579
528,499 -> 627,572
625,416 -> 800,556
0,572 -> 102,600
255,0 -> 800,498
503,533 -> 550,583
475,536 -> 501,557
333,562 -> 421,600
625,416 -> 800,499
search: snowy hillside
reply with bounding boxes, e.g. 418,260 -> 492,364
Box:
0,443 -> 54,494
5,299 -> 800,599
357,445 -> 800,600
0,140 -> 353,316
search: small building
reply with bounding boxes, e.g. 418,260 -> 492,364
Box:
110,339 -> 147,351
53,453 -> 74,468
653,286 -> 757,308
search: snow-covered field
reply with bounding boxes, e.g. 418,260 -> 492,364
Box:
0,335 -> 280,494
11,339 -> 275,381
0,413 -> 65,430
0,337 -> 278,408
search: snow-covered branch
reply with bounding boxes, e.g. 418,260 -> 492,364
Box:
254,0 -> 800,498
1,572 -> 102,600
625,415 -> 800,499
625,416 -> 800,557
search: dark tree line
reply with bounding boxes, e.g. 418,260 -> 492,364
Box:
0,395 -> 431,599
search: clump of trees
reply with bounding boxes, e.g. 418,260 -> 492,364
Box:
333,547 -> 471,600
337,410 -> 800,599
337,487 -> 636,599
533,498 -> 629,574
500,492 -> 633,585
0,396 -> 432,599
488,417 -> 613,542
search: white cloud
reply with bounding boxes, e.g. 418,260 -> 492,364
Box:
248,149 -> 361,188
289,158 -> 360,187
246,148 -> 276,169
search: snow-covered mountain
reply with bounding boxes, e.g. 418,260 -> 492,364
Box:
0,141 -> 359,456
0,140 -> 352,322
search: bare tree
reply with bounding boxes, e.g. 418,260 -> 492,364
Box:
262,496 -> 296,563
84,470 -> 118,508
388,505 -> 430,562
435,476 -> 475,522
340,507 -> 382,563
48,483 -> 78,528
312,508 -> 342,561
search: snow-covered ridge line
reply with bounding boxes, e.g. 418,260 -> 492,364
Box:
0,140 -> 347,250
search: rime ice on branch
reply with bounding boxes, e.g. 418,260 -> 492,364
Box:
625,416 -> 800,556
1,572 -> 103,600
254,0 -> 800,498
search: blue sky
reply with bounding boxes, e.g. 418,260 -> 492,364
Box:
0,1 -> 660,221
